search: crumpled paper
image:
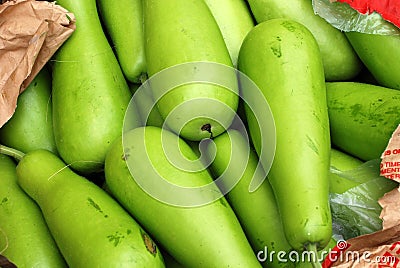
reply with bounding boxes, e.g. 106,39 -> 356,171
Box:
379,187 -> 400,231
324,224 -> 400,267
323,128 -> 400,267
0,0 -> 75,128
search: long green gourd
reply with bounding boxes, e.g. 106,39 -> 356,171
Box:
238,19 -> 332,255
52,0 -> 135,173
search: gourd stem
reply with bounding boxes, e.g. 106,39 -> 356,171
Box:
306,243 -> 322,268
0,145 -> 25,162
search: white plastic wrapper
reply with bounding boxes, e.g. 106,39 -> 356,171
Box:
312,0 -> 400,35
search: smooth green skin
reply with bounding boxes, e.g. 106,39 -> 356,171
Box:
206,129 -> 295,268
16,149 -> 165,268
326,82 -> 400,161
329,148 -> 364,194
204,0 -> 255,67
346,31 -> 400,90
238,19 -> 332,251
246,0 -> 362,81
130,83 -> 164,128
144,0 -> 238,141
0,154 -> 67,268
97,0 -> 146,83
0,67 -> 57,154
52,0 -> 133,173
104,126 -> 262,268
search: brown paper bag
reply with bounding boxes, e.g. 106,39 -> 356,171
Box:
324,224 -> 400,267
0,0 -> 75,127
322,127 -> 400,267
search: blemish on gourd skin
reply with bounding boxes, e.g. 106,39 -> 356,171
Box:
141,231 -> 157,256
306,135 -> 319,155
122,148 -> 131,161
107,231 -> 125,247
219,197 -> 228,208
87,197 -> 109,218
270,41 -> 282,58
121,153 -> 130,161
0,197 -> 8,205
281,21 -> 296,32
350,103 -> 362,117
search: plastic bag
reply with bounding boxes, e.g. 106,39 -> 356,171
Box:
312,0 -> 400,35
329,159 -> 398,240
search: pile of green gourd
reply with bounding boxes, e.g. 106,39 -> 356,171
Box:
0,0 -> 399,267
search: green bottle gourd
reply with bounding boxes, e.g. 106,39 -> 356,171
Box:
105,126 -> 262,267
0,67 -> 57,154
143,0 -> 239,141
238,18 -> 332,252
51,0 -> 135,173
15,149 -> 165,268
0,154 -> 67,268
